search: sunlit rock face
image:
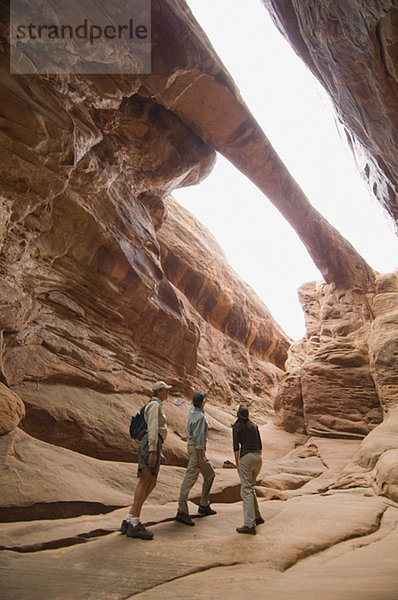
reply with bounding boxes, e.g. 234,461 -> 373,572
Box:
261,0 -> 398,228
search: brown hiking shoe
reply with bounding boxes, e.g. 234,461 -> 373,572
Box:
176,510 -> 195,526
126,522 -> 154,540
236,525 -> 256,535
255,516 -> 265,525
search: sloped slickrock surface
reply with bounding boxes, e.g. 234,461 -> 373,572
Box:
331,408 -> 398,504
0,486 -> 396,599
0,427 -> 189,522
1,424 -> 398,599
261,0 -> 398,228
128,506 -> 398,600
352,407 -> 398,471
374,449 -> 398,502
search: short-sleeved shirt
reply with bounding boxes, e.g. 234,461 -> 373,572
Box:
232,418 -> 262,458
145,397 -> 167,452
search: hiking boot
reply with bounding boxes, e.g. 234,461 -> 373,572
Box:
236,525 -> 256,535
255,516 -> 265,526
126,522 -> 154,540
198,505 -> 217,516
175,510 -> 195,526
120,519 -> 129,534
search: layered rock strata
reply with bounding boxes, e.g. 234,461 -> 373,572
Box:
0,1 -> 291,487
275,271 -> 398,439
0,2 -> 397,597
259,0 -> 398,512
261,0 -> 398,229
0,0 -> 396,529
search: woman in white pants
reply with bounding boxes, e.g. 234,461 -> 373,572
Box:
233,405 -> 264,535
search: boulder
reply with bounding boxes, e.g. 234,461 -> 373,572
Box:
0,383 -> 25,436
374,449 -> 398,502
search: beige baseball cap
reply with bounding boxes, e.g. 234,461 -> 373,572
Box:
153,381 -> 172,391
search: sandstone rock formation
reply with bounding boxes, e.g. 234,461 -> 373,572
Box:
260,0 -> 398,514
0,0 -> 398,598
0,382 -> 25,436
261,0 -> 398,229
145,1 -> 378,293
274,271 -> 398,498
1,425 -> 397,600
1,0 -> 292,463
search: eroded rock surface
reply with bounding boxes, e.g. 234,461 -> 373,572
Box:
274,272 -> 398,506
261,0 -> 398,228
275,280 -> 382,437
1,0 -> 294,460
1,425 -> 397,600
0,383 -> 25,436
0,0 -> 397,598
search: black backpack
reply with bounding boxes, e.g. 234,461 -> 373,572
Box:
129,404 -> 147,439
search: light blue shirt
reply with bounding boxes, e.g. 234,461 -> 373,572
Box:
186,406 -> 208,450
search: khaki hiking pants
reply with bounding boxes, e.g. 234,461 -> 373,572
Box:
239,451 -> 262,527
178,440 -> 215,515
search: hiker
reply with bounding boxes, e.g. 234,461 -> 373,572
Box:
233,405 -> 264,535
175,387 -> 216,526
121,380 -> 171,540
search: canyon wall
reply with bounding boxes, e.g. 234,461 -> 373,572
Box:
275,271 -> 398,437
1,2 -> 398,598
0,1 -> 290,510
261,0 -> 398,228
0,0 -> 397,520
0,72 -> 287,460
260,0 -> 398,495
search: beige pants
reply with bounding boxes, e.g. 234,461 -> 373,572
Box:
178,440 -> 215,514
239,451 -> 262,527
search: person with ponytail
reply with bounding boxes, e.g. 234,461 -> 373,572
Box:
233,405 -> 264,535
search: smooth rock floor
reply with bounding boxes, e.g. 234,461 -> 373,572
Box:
1,492 -> 397,600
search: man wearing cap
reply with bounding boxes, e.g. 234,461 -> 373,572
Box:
176,386 -> 216,526
121,380 -> 171,540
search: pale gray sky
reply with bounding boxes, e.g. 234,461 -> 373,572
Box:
173,0 -> 398,340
